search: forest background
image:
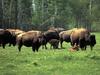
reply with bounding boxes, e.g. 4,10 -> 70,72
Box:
0,0 -> 100,31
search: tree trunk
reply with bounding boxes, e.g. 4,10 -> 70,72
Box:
0,0 -> 3,28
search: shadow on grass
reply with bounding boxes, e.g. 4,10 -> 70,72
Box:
85,54 -> 100,60
54,55 -> 73,62
6,63 -> 17,69
3,72 -> 17,75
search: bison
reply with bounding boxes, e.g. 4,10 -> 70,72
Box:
16,30 -> 44,52
70,28 -> 90,50
59,28 -> 77,48
42,29 -> 59,49
0,29 -> 16,48
49,39 -> 59,49
6,29 -> 25,46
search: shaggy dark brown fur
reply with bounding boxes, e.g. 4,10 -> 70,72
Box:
16,30 -> 44,52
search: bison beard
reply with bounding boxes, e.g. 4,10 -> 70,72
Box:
85,34 -> 96,50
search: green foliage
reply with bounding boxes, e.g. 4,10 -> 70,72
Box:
0,32 -> 100,75
0,0 -> 100,30
32,0 -> 100,30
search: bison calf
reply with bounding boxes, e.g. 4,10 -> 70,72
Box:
49,39 -> 59,49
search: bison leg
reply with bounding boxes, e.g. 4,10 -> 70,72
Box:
50,45 -> 52,49
71,42 -> 74,46
17,38 -> 23,52
60,40 -> 63,48
2,44 -> 6,49
53,44 -> 58,49
36,45 -> 41,52
36,47 -> 39,52
43,44 -> 47,49
80,45 -> 87,50
53,45 -> 56,49
45,44 -> 47,49
79,39 -> 86,50
42,45 -> 44,49
18,44 -> 22,52
1,42 -> 7,49
84,45 -> 87,50
56,44 -> 59,49
90,46 -> 93,51
32,46 -> 35,52
8,43 -> 11,47
42,44 -> 47,49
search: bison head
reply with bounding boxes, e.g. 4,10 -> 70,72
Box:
89,34 -> 96,50
85,34 -> 96,50
10,32 -> 17,46
38,34 -> 46,45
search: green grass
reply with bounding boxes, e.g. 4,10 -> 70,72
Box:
0,33 -> 100,75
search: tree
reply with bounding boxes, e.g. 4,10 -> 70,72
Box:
0,0 -> 3,28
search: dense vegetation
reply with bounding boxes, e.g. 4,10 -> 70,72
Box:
0,33 -> 100,75
0,0 -> 100,31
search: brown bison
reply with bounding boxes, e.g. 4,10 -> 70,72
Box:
70,28 -> 91,50
42,29 -> 60,49
49,39 -> 59,49
0,29 -> 16,48
16,30 -> 44,52
6,29 -> 25,46
59,28 -> 77,48
6,29 -> 24,35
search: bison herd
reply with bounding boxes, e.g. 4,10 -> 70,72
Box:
0,27 -> 96,52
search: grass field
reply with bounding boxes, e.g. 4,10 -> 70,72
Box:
0,33 -> 100,75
